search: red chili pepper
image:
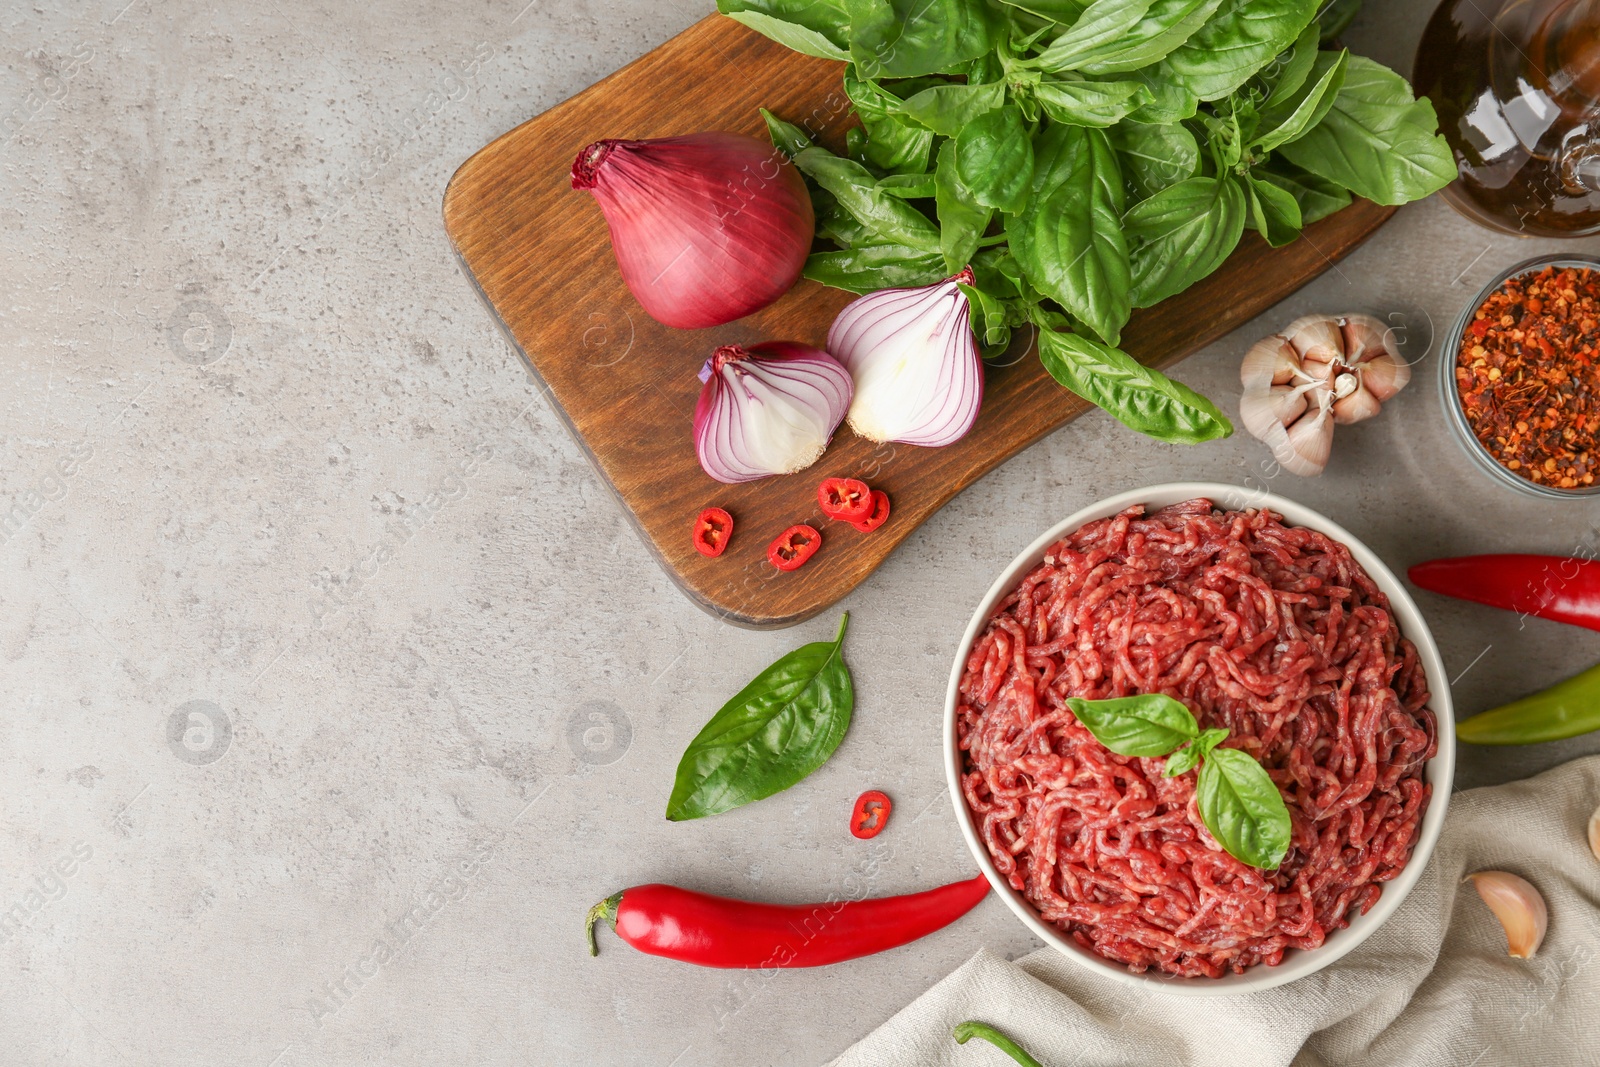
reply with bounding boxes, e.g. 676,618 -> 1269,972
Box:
585,874 -> 989,968
850,490 -> 891,533
693,507 -> 733,558
767,524 -> 821,571
817,477 -> 873,522
1409,554 -> 1600,631
850,790 -> 891,839
1468,318 -> 1491,339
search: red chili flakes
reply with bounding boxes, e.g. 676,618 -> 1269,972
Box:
1456,264 -> 1600,490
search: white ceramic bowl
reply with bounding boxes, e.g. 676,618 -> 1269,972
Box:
943,482 -> 1455,995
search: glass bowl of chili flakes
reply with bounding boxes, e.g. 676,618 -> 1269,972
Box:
1442,254 -> 1600,499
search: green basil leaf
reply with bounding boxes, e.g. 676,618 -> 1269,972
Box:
894,81 -> 1006,136
719,0 -> 853,60
1276,54 -> 1457,205
1034,78 -> 1148,126
1162,726 -> 1227,777
1007,124 -> 1130,345
1036,328 -> 1232,442
935,140 -> 992,273
1075,0 -> 1227,75
1112,120 -> 1198,197
1066,693 -> 1198,757
1260,20 -> 1319,109
1035,0 -> 1155,73
844,68 -> 937,174
1126,174 -> 1246,307
996,0 -> 1088,20
1204,107 -> 1246,169
1142,0 -> 1319,103
1195,745 -> 1292,869
879,172 -> 939,197
1245,171 -> 1302,246
794,146 -> 943,252
666,615 -> 854,821
761,108 -> 817,160
956,104 -> 1035,213
1124,79 -> 1199,122
811,187 -> 875,246
804,243 -> 947,291
1256,159 -> 1351,223
1254,48 -> 1346,153
848,0 -> 993,79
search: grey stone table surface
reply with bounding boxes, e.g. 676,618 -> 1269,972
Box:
2,0 -> 1597,1064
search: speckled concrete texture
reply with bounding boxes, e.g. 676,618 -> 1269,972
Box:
1,1 -> 1597,1064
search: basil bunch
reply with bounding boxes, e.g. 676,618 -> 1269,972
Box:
725,0 -> 1454,445
666,614 -> 854,821
1066,694 -> 1292,869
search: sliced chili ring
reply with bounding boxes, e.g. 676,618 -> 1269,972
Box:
849,490 -> 890,533
817,477 -> 873,522
693,507 -> 733,558
766,524 -> 821,572
850,790 -> 891,839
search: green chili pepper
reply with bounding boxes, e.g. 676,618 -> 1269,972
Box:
953,1021 -> 1046,1067
1456,659 -> 1600,745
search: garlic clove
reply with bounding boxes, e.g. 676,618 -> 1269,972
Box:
1241,383 -> 1310,439
1588,804 -> 1600,862
1359,349 -> 1411,401
1466,870 -> 1547,959
1282,315 -> 1345,368
1280,390 -> 1335,476
1241,336 -> 1305,391
1338,314 -> 1396,364
1332,372 -> 1384,425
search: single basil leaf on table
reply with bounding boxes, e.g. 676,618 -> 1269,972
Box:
935,139 -> 993,273
1244,172 -> 1303,246
1112,120 -> 1198,197
1036,327 -> 1233,442
956,104 -> 1035,214
1195,745 -> 1293,869
718,0 -> 853,60
804,244 -> 947,291
1163,726 -> 1229,777
1256,159 -> 1351,223
893,80 -> 1006,136
1259,20 -> 1319,109
793,147 -> 943,253
1033,78 -> 1148,127
1066,694 -> 1199,757
847,0 -> 993,79
1253,48 -> 1347,154
844,67 -> 936,174
1033,0 -> 1155,73
1006,123 -> 1130,345
1126,174 -> 1246,308
1138,0 -> 1319,103
1073,0 -> 1227,75
1276,54 -> 1457,205
666,615 -> 854,821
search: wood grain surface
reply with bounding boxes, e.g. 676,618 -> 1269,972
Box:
442,14 -> 1395,629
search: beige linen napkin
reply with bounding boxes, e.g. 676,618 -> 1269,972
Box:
830,756 -> 1600,1067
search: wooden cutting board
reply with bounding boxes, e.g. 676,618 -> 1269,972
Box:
443,15 -> 1394,629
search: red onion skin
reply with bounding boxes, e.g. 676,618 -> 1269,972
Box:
571,134 -> 814,330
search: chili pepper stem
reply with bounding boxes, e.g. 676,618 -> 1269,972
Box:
953,1021 -> 1045,1067
586,891 -> 624,957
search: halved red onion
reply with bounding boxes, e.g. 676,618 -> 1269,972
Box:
694,342 -> 853,484
826,269 -> 983,447
571,134 -> 814,330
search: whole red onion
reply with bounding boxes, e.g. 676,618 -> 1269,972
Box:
571,133 -> 814,330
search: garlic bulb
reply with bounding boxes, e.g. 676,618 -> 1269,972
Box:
1466,870 -> 1547,959
1240,314 -> 1411,476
